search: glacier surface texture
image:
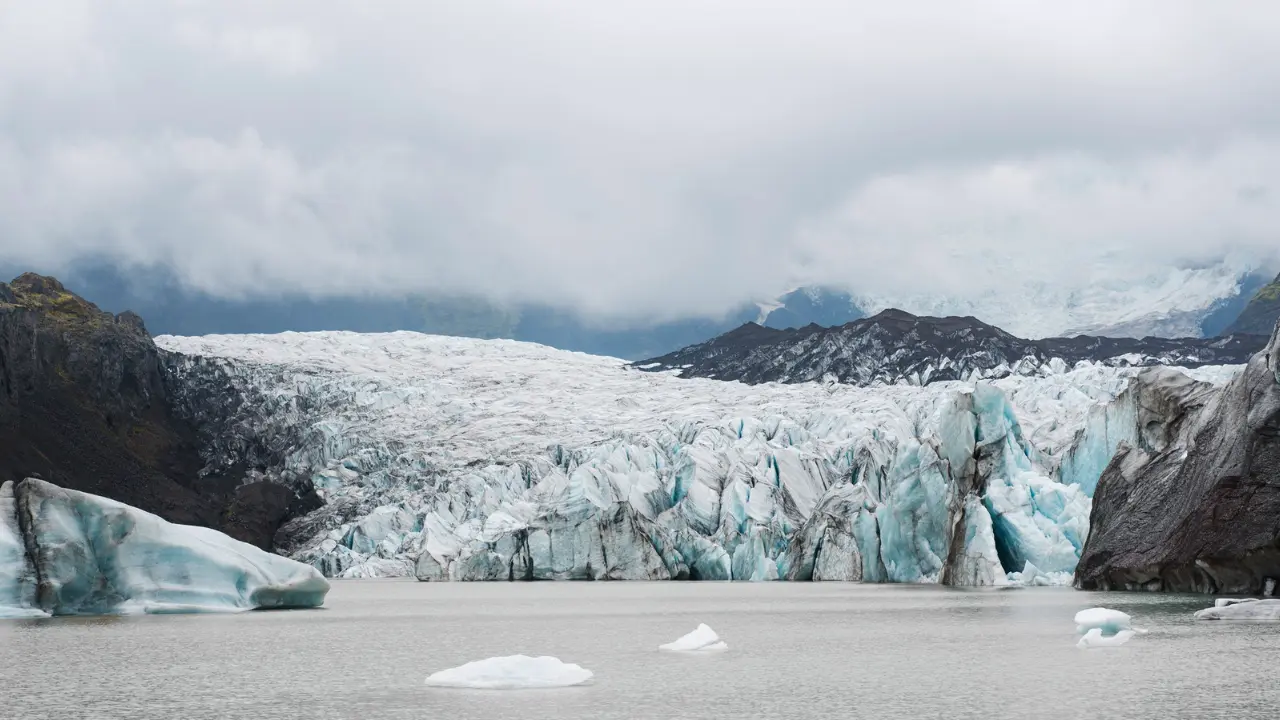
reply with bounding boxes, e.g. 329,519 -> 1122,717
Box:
0,478 -> 329,618
156,332 -> 1241,585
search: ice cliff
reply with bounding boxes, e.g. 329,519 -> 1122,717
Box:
154,331 -> 1242,585
0,478 -> 329,618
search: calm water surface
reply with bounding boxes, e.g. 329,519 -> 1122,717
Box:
2,581 -> 1278,719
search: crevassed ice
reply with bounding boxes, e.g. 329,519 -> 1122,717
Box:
156,332 -> 1242,585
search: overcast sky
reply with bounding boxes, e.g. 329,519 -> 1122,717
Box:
3,1 -> 1279,321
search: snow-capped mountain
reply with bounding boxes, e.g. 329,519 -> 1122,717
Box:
157,331 -> 1240,586
849,262 -> 1274,339
635,309 -> 1266,387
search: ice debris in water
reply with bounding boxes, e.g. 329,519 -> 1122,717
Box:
424,655 -> 593,689
658,624 -> 728,652
1077,628 -> 1136,649
1073,607 -> 1140,635
1006,561 -> 1073,587
1194,599 -> 1280,621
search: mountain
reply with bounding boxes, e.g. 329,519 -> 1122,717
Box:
0,273 -> 318,549
634,309 -> 1268,386
1222,272 -> 1280,336
3,258 -> 1266,362
855,263 -> 1275,339
2,262 -> 788,361
757,287 -> 864,330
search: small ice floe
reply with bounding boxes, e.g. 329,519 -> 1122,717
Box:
658,624 -> 728,653
1077,628 -> 1136,649
1194,598 -> 1280,621
1074,607 -> 1145,635
424,655 -> 593,689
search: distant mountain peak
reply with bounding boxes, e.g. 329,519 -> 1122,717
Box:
634,311 -> 1267,387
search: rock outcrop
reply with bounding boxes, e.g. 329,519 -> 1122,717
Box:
0,274 -> 317,549
1076,320 -> 1280,593
1224,272 -> 1280,336
635,308 -> 1266,387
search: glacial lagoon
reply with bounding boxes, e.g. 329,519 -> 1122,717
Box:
3,581 -> 1278,719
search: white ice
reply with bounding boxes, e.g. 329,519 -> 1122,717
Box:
659,623 -> 728,652
424,655 -> 594,689
1194,599 -> 1280,621
1074,608 -> 1137,635
2,478 -> 330,617
156,331 -> 1242,584
1077,628 -> 1136,649
1006,561 -> 1073,587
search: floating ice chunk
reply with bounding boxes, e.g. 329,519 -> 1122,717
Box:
424,655 -> 593,689
6,478 -> 330,617
1077,628 -> 1135,649
1214,598 -> 1259,608
659,623 -> 728,653
1194,598 -> 1280,621
1074,607 -> 1135,635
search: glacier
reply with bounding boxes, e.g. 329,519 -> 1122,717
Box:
0,478 -> 330,618
155,331 -> 1242,586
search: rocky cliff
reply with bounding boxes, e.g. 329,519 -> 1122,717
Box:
0,273 -> 317,549
1075,319 -> 1280,593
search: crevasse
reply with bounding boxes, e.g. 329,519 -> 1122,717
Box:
155,332 -> 1241,585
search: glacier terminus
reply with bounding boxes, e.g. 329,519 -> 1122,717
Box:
154,331 -> 1242,587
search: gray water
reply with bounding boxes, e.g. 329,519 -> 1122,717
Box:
2,581 -> 1277,720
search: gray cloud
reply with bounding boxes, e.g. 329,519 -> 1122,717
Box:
3,1 -> 1280,322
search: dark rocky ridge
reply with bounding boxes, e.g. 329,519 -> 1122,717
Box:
1224,272 -> 1280,336
0,273 -> 318,549
1075,319 -> 1280,593
635,309 -> 1268,386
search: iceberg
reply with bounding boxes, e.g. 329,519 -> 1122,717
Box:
1073,607 -> 1136,635
1194,599 -> 1280,621
1077,628 -> 1136,649
0,478 -> 330,618
155,332 -> 1244,585
659,624 -> 728,652
424,655 -> 594,689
